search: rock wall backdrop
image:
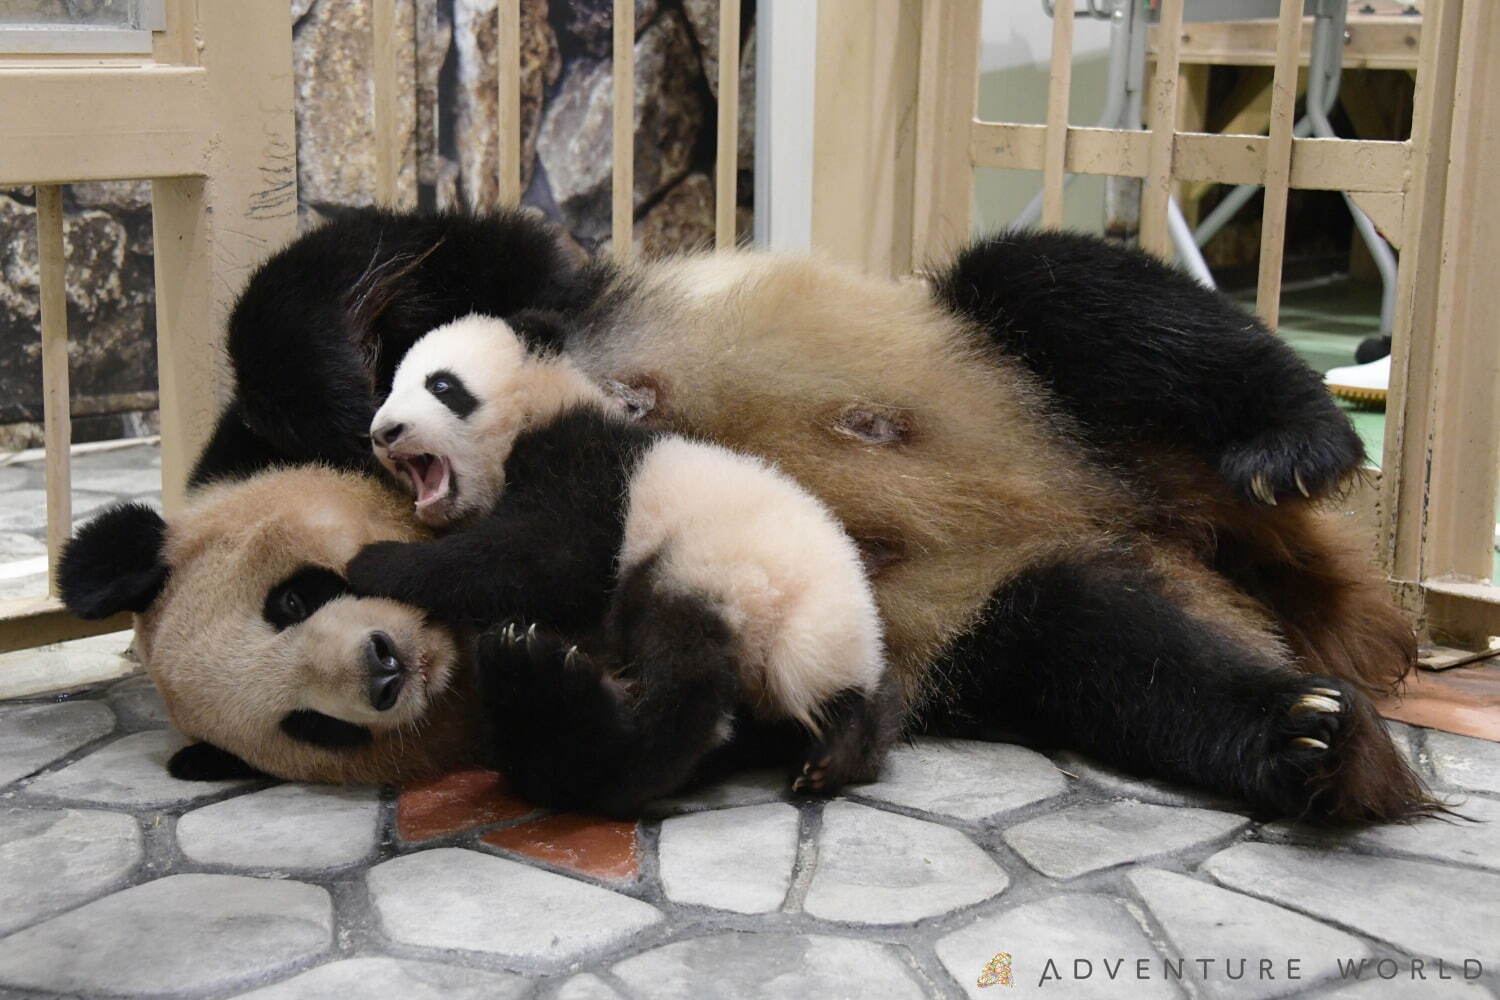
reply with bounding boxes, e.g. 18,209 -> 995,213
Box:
0,0 -> 755,449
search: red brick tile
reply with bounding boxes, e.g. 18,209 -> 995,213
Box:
1378,662 -> 1500,743
397,768 -> 536,842
482,813 -> 640,880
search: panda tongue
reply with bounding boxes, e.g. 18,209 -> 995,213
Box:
413,456 -> 450,508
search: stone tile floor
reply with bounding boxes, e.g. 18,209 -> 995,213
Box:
2,440 -> 1499,998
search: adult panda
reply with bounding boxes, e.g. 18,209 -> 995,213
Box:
79,207 -> 1432,822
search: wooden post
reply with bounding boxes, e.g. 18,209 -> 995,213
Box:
612,0 -> 635,259
497,0 -> 522,206
1139,0 -> 1184,257
911,0 -> 981,269
714,0 -> 742,250
810,0 -> 924,276
1040,0 -> 1075,229
1382,0 -> 1500,644
35,186 -> 70,597
152,0 -> 297,513
372,0 -> 400,206
1253,0 -> 1304,330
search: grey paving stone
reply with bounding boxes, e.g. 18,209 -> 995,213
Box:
0,633 -> 137,700
1320,977 -> 1496,998
803,801 -> 1009,924
178,784 -> 380,871
1054,751 -> 1242,811
612,933 -> 929,1000
554,973 -> 627,1000
0,489 -> 115,532
0,701 -> 115,787
106,673 -> 171,728
233,957 -> 532,999
68,465 -> 164,496
24,729 -> 257,807
0,466 -> 34,492
851,738 -> 1067,822
0,807 -> 141,935
368,848 -> 662,967
1126,867 -> 1370,1000
648,768 -> 787,814
1426,730 -> 1500,795
936,894 -> 1178,999
1264,794 -> 1500,872
659,802 -> 799,913
0,873 -> 332,996
0,530 -> 44,558
1003,800 -> 1248,879
1204,842 -> 1500,964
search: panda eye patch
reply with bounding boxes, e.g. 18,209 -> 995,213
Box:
264,566 -> 349,630
425,369 -> 478,419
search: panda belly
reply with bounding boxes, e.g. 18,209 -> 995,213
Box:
618,435 -> 885,730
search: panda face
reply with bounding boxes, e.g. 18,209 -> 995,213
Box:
369,314 -> 608,527
136,468 -> 470,782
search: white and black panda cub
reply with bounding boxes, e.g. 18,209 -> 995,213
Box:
343,311 -> 896,813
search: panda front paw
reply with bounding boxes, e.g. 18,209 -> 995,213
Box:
1218,418 -> 1364,505
477,623 -> 630,810
345,541 -> 418,600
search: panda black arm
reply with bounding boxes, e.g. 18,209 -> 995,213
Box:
933,230 -> 1364,502
348,407 -> 651,630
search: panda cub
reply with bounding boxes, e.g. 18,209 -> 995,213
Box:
345,312 -> 894,813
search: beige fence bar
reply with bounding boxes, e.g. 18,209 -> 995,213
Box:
1040,0 -> 1075,228
911,0 -> 981,269
1253,0 -> 1304,329
715,0 -> 742,249
612,0 -> 635,258
372,0 -> 400,206
970,124 -> 1409,193
1138,0 -> 1184,257
35,185 -> 71,597
497,0 -> 522,206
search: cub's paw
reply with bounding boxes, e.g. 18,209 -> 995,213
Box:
790,730 -> 884,798
345,541 -> 416,599
1248,676 -> 1437,823
1218,419 -> 1364,505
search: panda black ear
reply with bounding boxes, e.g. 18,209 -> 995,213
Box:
57,503 -> 170,619
167,742 -> 268,781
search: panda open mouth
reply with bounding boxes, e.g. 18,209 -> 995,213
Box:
395,453 -> 454,510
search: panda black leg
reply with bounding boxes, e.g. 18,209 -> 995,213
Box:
791,679 -> 903,796
933,232 -> 1364,502
933,551 -> 1436,823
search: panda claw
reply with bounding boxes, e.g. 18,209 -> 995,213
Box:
1251,472 -> 1277,506
1289,694 -> 1341,717
1290,736 -> 1329,750
564,646 -> 579,669
1294,469 -> 1311,498
1307,686 -> 1341,699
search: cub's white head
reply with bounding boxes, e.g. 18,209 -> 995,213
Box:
370,313 -> 605,526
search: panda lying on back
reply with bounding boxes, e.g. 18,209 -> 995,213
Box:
343,312 -> 894,812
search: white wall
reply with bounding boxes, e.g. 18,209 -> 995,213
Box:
981,0 -> 1113,73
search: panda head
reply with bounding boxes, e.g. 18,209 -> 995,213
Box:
368,312 -> 607,527
58,467 -> 473,783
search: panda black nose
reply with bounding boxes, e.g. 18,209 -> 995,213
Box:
365,631 -> 406,711
372,422 -> 405,448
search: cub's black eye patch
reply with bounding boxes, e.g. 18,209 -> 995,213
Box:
279,709 -> 373,750
264,566 -> 349,630
425,369 -> 477,419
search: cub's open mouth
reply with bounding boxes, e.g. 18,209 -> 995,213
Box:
393,453 -> 454,509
